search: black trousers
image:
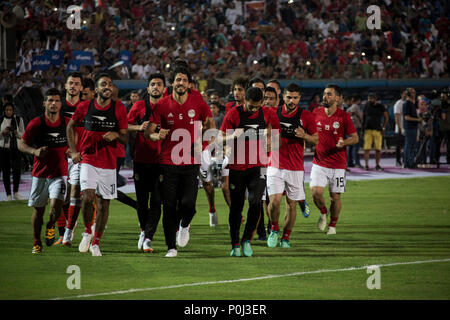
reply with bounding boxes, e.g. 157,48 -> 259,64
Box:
0,147 -> 21,195
133,162 -> 162,240
229,167 -> 266,246
395,133 -> 404,164
160,164 -> 200,249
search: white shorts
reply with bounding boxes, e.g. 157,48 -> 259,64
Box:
199,149 -> 213,183
309,164 -> 346,193
68,158 -> 80,185
28,176 -> 68,207
267,166 -> 305,200
80,163 -> 117,199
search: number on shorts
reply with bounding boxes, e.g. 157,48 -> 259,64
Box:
335,177 -> 344,188
111,184 -> 116,195
60,182 -> 66,195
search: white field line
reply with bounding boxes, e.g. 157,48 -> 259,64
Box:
50,258 -> 450,300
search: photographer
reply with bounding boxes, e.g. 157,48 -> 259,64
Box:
439,90 -> 450,164
414,97 -> 433,166
0,102 -> 25,200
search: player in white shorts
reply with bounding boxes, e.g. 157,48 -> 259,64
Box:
310,84 -> 358,235
18,88 -> 69,253
67,73 -> 129,256
266,83 -> 318,248
199,145 -> 219,226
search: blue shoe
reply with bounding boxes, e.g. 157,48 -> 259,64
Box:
302,201 -> 311,218
230,245 -> 241,257
242,240 -> 253,257
280,239 -> 291,248
267,231 -> 280,248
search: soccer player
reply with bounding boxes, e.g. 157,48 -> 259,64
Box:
18,88 -> 69,254
127,73 -> 165,253
310,84 -> 358,235
81,78 -> 96,101
223,77 -> 248,210
264,86 -> 278,110
267,83 -> 318,248
219,87 -> 280,257
59,72 -> 84,246
146,66 -> 214,257
267,79 -> 283,107
67,73 -> 129,256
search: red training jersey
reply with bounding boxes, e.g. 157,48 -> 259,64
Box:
312,107 -> 356,169
270,106 -> 317,171
150,93 -> 212,166
22,115 -> 69,178
220,106 -> 280,171
72,99 -> 128,170
127,99 -> 161,164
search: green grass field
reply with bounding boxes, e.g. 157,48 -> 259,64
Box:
0,176 -> 449,300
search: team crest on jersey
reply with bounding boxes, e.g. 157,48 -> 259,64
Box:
188,109 -> 195,118
333,121 -> 340,129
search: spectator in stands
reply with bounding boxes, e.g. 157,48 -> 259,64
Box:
308,93 -> 321,113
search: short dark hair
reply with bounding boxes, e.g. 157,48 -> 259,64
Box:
44,88 -> 62,101
82,78 -> 95,91
171,66 -> 192,83
268,79 -> 281,91
325,84 -> 343,97
148,73 -> 166,86
2,94 -> 13,103
247,77 -> 266,90
245,87 -> 263,102
94,73 -> 112,88
265,86 -> 277,96
284,83 -> 301,94
65,71 -> 83,84
232,77 -> 248,90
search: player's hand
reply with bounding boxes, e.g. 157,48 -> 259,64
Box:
159,129 -> 169,140
140,121 -> 150,132
295,127 -> 306,138
336,137 -> 345,148
34,146 -> 49,158
1,127 -> 10,136
71,151 -> 82,164
103,131 -> 119,142
232,128 -> 244,139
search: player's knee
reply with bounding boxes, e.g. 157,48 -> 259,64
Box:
310,187 -> 323,200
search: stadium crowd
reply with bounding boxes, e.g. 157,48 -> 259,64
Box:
0,0 -> 449,98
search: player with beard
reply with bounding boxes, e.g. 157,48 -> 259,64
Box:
310,84 -> 358,235
67,73 -> 128,256
147,67 -> 214,257
219,87 -> 280,257
127,73 -> 165,253
18,88 -> 69,253
267,83 -> 317,248
56,72 -> 84,246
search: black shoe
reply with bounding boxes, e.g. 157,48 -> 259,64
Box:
365,165 -> 370,171
375,165 -> 384,171
348,163 -> 355,168
355,164 -> 363,168
396,161 -> 402,166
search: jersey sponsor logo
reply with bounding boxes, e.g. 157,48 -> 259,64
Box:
168,113 -> 174,117
280,122 -> 293,127
47,132 -> 60,137
65,111 -> 74,116
245,124 -> 259,129
92,115 -> 107,121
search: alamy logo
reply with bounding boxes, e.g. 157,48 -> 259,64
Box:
66,5 -> 82,30
366,5 -> 381,30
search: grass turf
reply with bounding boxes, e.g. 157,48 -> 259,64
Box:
0,176 -> 449,300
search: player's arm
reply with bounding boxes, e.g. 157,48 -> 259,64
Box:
381,110 -> 389,133
18,139 -> 48,157
394,111 -> 402,132
203,116 -> 216,144
337,132 -> 359,148
67,119 -> 82,163
144,122 -> 169,141
295,128 -> 318,145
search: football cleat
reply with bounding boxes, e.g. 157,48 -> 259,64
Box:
79,232 -> 92,253
165,249 -> 178,257
302,201 -> 311,218
267,231 -> 280,248
177,224 -> 190,248
143,239 -> 153,253
45,225 -> 56,246
138,231 -> 145,250
326,226 -> 337,235
230,246 -> 241,257
89,244 -> 102,256
318,213 -> 328,231
54,236 -> 64,245
32,244 -> 42,254
242,240 -> 253,257
280,239 -> 291,248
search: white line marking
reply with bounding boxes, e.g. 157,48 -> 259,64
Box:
51,258 -> 450,300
